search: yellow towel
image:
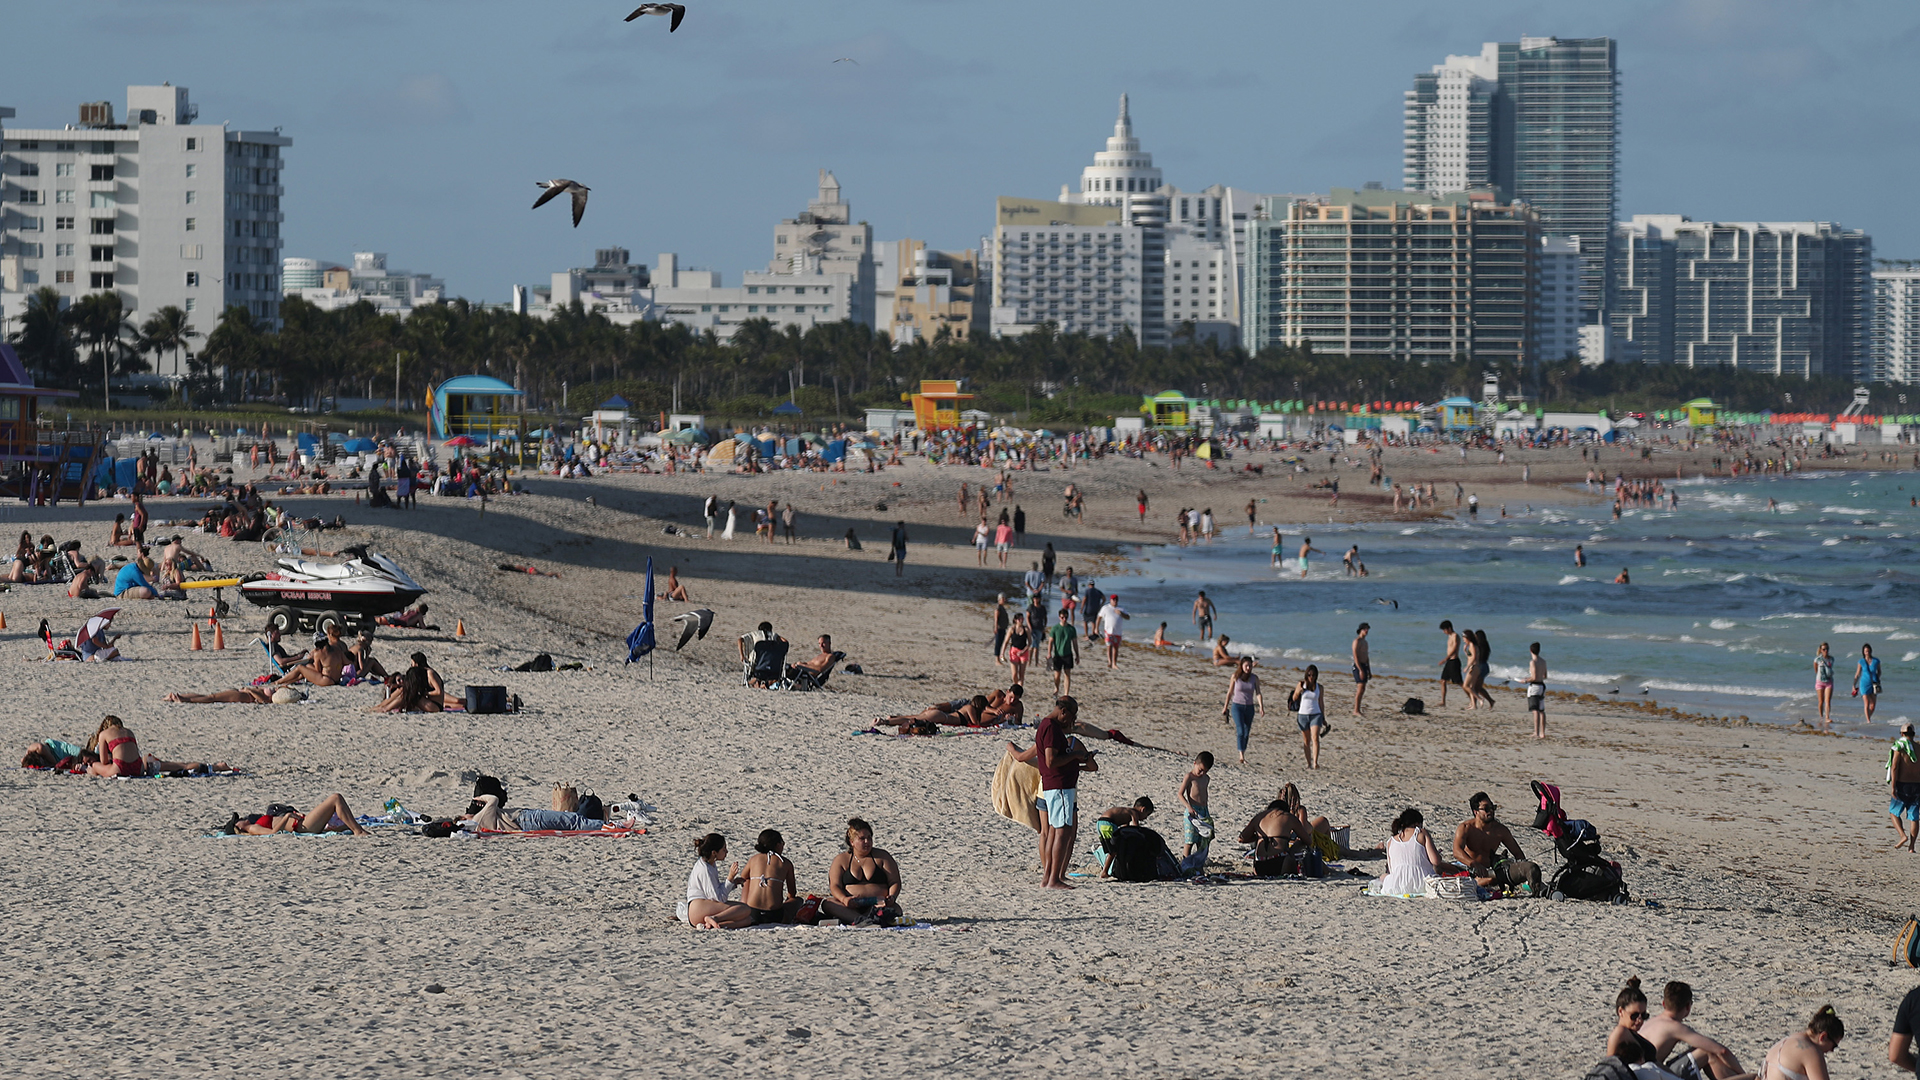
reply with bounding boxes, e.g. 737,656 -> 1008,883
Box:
990,746 -> 1042,832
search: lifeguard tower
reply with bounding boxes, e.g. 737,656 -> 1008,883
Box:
903,380 -> 973,431
1438,396 -> 1479,432
1142,390 -> 1192,430
1681,399 -> 1719,427
0,343 -> 91,503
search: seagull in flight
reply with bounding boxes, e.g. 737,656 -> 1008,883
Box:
670,608 -> 715,651
532,179 -> 590,227
625,3 -> 685,31
833,57 -> 859,65
1373,598 -> 1398,609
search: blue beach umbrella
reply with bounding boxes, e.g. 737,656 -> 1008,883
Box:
626,557 -> 656,666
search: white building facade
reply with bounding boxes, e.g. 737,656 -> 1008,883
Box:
0,85 -> 289,329
285,250 -> 444,315
769,170 -> 874,327
1402,44 -> 1498,198
1873,268 -> 1920,384
990,196 -> 1144,340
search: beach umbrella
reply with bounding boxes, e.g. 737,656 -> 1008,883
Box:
444,435 -> 478,447
772,401 -> 803,415
625,557 -> 656,672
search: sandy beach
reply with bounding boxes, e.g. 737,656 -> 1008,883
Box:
4,440 -> 1918,1078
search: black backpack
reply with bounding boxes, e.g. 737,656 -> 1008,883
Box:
1553,860 -> 1628,903
1108,826 -> 1161,882
576,793 -> 604,820
514,653 -> 554,673
1401,697 -> 1425,715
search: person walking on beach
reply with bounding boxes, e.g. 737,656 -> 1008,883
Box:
1081,580 -> 1103,640
1815,642 -> 1836,726
703,494 -> 719,538
1137,489 -> 1148,523
1192,590 -> 1217,642
1888,724 -> 1917,852
1526,642 -> 1548,738
1297,537 -> 1322,580
974,517 -> 991,566
1023,562 -> 1047,606
1350,624 -> 1372,715
992,594 -> 1011,664
1222,659 -> 1262,765
1438,621 -> 1463,707
1041,542 -> 1056,584
1046,606 -> 1081,697
994,517 -> 1013,568
958,482 -> 969,518
1013,505 -> 1026,548
889,521 -> 908,577
1096,594 -> 1130,669
1293,666 -> 1326,770
1856,643 -> 1884,723
1179,752 -> 1215,864
722,501 -> 737,540
1007,696 -> 1096,890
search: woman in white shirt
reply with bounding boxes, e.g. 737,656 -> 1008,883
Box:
1294,665 -> 1327,770
680,832 -> 753,928
1366,808 -> 1462,897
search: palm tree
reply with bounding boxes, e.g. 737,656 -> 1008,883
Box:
8,286 -> 74,384
138,306 -> 198,398
65,292 -> 137,409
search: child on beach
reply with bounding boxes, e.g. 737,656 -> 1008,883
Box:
1179,752 -> 1214,868
1153,622 -> 1171,649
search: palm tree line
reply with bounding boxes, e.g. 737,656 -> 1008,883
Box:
5,290 -> 1897,419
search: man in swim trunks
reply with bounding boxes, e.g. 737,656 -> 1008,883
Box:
1096,594 -> 1129,669
1350,623 -> 1371,716
1526,641 -> 1548,739
1891,724 -> 1919,852
1191,590 -> 1216,642
1641,980 -> 1746,1080
1451,792 -> 1542,897
1438,620 -> 1463,707
1007,696 -> 1097,889
1297,537 -> 1322,580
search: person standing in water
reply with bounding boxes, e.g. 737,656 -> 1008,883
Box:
1814,641 -> 1835,727
1270,527 -> 1285,569
1855,642 -> 1883,723
1573,544 -> 1586,568
1297,537 -> 1323,580
1350,623 -> 1372,715
1245,498 -> 1258,535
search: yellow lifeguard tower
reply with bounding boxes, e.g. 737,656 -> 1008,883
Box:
902,380 -> 973,431
1142,390 -> 1191,429
1681,398 -> 1719,427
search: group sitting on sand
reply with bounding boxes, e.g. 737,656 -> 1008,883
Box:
680,818 -> 904,929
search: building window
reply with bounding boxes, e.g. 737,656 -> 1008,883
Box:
185,191 -> 196,204
185,218 -> 195,231
19,216 -> 42,231
186,271 -> 199,287
746,305 -> 758,313
53,163 -> 72,177
19,269 -> 37,284
17,189 -> 41,204
89,272 -> 114,289
184,298 -> 195,312
90,219 -> 113,235
90,245 -> 114,262
185,164 -> 196,178
55,243 -> 73,256
181,244 -> 202,259
746,286 -> 757,294
19,242 -> 42,257
90,164 -> 114,182
17,162 -> 38,177
88,192 -> 114,209
54,190 -> 74,204
55,270 -> 74,283
54,216 -> 72,230
185,137 -> 198,151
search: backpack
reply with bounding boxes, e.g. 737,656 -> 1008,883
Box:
1582,1057 -> 1635,1080
576,793 -> 604,821
514,653 -> 554,673
1897,915 -> 1920,969
1401,697 -> 1425,716
1108,825 -> 1160,882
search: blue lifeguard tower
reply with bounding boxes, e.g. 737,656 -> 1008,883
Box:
430,375 -> 525,442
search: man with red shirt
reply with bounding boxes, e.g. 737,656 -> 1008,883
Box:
1008,697 -> 1098,889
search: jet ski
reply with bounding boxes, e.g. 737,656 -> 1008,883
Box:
239,544 -> 427,634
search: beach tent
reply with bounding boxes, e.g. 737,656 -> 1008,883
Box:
822,439 -> 847,464
772,401 -> 803,416
702,439 -> 738,471
342,437 -> 377,453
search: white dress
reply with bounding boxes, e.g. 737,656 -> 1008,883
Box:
722,507 -> 736,540
1367,828 -> 1439,897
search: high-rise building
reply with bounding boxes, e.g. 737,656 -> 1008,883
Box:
1610,215 -> 1873,377
1242,187 -> 1539,364
0,85 -> 289,329
769,170 -> 874,327
1871,267 -> 1920,384
1403,37 -> 1617,320
989,197 -> 1144,340
1535,236 -> 1583,362
873,239 -> 988,343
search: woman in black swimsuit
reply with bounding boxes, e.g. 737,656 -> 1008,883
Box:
822,817 -> 903,925
741,829 -> 801,925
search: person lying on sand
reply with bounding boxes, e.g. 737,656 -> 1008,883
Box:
463,793 -> 609,833
21,739 -> 88,768
82,716 -> 232,775
822,817 -> 904,926
374,603 -> 431,629
1067,719 -> 1181,757
496,563 -> 561,577
166,687 -> 277,704
883,695 -> 990,730
273,625 -> 349,689
220,794 -> 370,836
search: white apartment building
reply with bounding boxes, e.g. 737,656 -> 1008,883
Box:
1402,44 -> 1498,197
769,170 -> 874,326
0,85 -> 289,330
284,251 -> 444,315
989,196 -> 1144,339
1535,236 -> 1582,362
1873,268 -> 1920,384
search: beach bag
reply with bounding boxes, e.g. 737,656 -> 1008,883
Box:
1108,825 -> 1160,882
1896,915 -> 1920,969
552,785 -> 579,812
1286,685 -> 1303,711
421,819 -> 458,838
576,793 -> 604,821
1401,697 -> 1425,716
465,685 -> 509,714
1552,861 -> 1627,903
1583,1057 -> 1635,1080
1430,875 -> 1479,901
514,653 -> 554,673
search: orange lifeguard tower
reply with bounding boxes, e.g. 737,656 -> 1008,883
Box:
902,380 -> 973,431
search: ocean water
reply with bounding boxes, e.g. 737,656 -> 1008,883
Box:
1106,471 -> 1920,735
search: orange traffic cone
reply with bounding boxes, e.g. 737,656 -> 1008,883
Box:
212,620 -> 226,650
456,618 -> 467,637
191,622 -> 203,650
0,610 -> 7,630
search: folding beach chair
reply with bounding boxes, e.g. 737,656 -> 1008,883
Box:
743,637 -> 790,688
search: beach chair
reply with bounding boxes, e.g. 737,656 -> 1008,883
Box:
743,638 -> 790,688
254,637 -> 288,677
784,651 -> 845,692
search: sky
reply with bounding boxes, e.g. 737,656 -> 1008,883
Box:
8,0 -> 1916,302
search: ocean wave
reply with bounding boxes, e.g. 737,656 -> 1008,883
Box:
1528,618 -> 1573,631
1905,652 -> 1920,663
1833,623 -> 1900,634
1821,539 -> 1843,546
1821,506 -> 1858,514
1760,613 -> 1826,620
1557,574 -> 1589,585
1490,664 -> 1619,685
1640,679 -> 1806,699
1708,618 -> 1739,629
1891,632 -> 1917,641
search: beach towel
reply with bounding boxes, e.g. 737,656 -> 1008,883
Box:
990,746 -> 1042,832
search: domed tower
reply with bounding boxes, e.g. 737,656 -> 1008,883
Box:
1070,94 -> 1163,206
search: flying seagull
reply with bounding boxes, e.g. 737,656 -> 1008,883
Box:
833,58 -> 859,64
532,179 -> 590,227
671,608 -> 715,651
1373,598 -> 1398,609
625,3 -> 685,31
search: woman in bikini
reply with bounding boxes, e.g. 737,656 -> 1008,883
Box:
741,829 -> 801,925
225,794 -> 370,836
85,715 -> 232,775
666,566 -> 689,602
165,687 -> 277,704
1761,1005 -> 1841,1080
371,666 -> 443,713
822,817 -> 903,925
1605,978 -> 1661,1065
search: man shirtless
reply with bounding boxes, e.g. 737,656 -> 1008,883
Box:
790,634 -> 842,677
1350,623 -> 1371,715
1640,980 -> 1747,1080
1297,537 -> 1323,579
274,625 -> 349,689
1451,792 -> 1542,897
1437,620 -> 1463,707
